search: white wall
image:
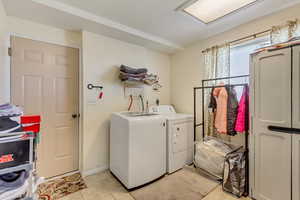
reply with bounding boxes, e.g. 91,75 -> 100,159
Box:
0,1 -> 8,104
7,17 -> 82,48
81,31 -> 171,174
171,3 -> 300,115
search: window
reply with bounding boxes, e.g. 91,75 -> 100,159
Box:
229,36 -> 270,98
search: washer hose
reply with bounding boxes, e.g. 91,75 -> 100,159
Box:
128,95 -> 133,111
139,95 -> 144,112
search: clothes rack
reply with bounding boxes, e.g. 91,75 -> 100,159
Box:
193,75 -> 250,195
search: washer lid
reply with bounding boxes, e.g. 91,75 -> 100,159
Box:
165,113 -> 193,120
150,105 -> 193,121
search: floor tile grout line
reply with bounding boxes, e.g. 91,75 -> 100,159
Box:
129,192 -> 137,200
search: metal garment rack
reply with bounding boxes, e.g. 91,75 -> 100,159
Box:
193,75 -> 250,195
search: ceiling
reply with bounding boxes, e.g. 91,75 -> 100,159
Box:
3,0 -> 300,53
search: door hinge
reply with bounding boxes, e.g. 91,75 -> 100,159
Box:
8,48 -> 12,56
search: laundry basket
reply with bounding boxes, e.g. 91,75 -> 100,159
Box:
194,137 -> 234,179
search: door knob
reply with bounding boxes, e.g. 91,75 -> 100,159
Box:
72,114 -> 79,119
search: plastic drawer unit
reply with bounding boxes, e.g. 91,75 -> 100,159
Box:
0,133 -> 34,172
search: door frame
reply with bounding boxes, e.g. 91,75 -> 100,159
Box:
8,33 -> 84,176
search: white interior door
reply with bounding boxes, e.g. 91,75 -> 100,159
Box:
252,48 -> 292,200
11,36 -> 79,178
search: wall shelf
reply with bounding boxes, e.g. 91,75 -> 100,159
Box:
122,80 -> 145,86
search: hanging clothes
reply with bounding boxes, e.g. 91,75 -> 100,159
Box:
208,88 -> 216,136
210,87 -> 228,134
226,86 -> 239,136
235,86 -> 249,133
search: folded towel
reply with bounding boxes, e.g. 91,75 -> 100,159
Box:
0,170 -> 29,194
0,104 -> 23,118
0,104 -> 13,110
120,65 -> 148,74
119,76 -> 144,82
0,179 -> 29,200
143,74 -> 159,85
119,71 -> 147,78
0,117 -> 22,134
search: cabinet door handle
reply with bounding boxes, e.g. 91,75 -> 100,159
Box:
268,126 -> 300,134
177,127 -> 180,131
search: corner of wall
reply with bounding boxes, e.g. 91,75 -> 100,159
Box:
81,164 -> 109,177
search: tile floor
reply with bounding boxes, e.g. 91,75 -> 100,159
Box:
60,170 -> 251,200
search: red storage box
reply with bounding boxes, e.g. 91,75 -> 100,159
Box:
21,115 -> 41,124
22,124 -> 40,133
21,115 -> 41,134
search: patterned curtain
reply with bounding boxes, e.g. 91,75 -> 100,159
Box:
271,19 -> 300,44
216,44 -> 230,83
291,19 -> 300,38
203,44 -> 230,85
203,44 -> 230,139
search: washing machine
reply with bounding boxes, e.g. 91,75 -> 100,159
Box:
110,112 -> 167,189
150,105 -> 194,174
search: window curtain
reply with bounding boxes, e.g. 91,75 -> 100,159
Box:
204,44 -> 230,83
203,44 -> 230,139
271,19 -> 300,44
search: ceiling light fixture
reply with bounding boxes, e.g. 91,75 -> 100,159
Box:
180,0 -> 259,24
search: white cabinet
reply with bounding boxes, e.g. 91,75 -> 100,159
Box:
254,132 -> 291,200
252,48 -> 292,200
293,134 -> 300,200
253,48 -> 292,129
293,45 -> 300,129
293,45 -> 300,200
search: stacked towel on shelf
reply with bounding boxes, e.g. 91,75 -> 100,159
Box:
0,104 -> 23,134
119,65 -> 160,86
0,170 -> 30,200
120,65 -> 148,74
119,65 -> 148,82
119,71 -> 147,82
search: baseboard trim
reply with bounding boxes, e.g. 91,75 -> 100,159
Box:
82,165 -> 109,177
46,170 -> 80,182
